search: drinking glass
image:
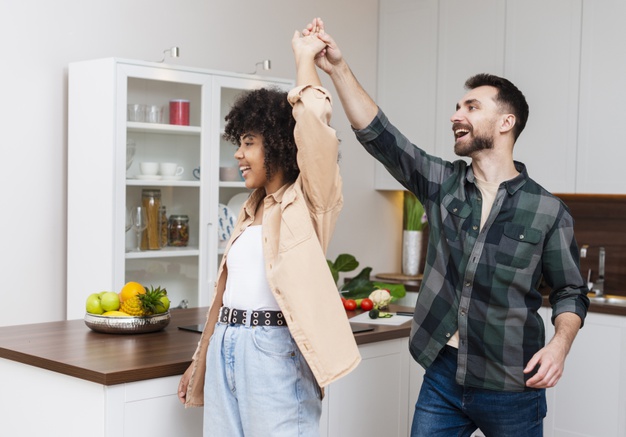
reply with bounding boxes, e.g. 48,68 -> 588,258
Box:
125,207 -> 132,232
130,206 -> 148,251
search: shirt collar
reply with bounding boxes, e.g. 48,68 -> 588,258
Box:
242,183 -> 292,218
465,161 -> 528,195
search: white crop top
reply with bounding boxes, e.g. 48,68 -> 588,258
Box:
222,225 -> 280,311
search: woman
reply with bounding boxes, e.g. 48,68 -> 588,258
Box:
178,23 -> 360,436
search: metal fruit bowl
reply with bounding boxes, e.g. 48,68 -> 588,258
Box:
84,312 -> 171,334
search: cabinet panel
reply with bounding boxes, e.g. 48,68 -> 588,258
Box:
434,0 -> 506,162
375,0 -> 438,190
504,1 -> 582,193
577,0 -> 626,194
326,339 -> 410,436
542,310 -> 626,436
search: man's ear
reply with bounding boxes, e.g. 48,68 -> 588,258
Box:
500,114 -> 516,134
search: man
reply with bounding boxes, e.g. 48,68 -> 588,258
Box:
303,18 -> 589,436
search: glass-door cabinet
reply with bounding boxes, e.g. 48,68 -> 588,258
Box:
67,58 -> 292,319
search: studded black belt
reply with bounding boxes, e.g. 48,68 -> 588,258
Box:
219,306 -> 287,327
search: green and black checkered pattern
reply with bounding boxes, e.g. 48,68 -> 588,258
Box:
354,109 -> 589,392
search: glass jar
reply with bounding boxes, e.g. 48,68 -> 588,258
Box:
168,215 -> 189,247
141,189 -> 162,250
159,206 -> 168,248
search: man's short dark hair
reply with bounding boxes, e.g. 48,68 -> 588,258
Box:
465,73 -> 529,141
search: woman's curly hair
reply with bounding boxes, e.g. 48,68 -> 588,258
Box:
223,88 -> 299,184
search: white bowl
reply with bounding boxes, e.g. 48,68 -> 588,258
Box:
219,167 -> 243,182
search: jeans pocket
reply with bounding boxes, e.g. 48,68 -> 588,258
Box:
251,326 -> 297,358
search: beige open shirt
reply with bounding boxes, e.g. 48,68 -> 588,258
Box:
184,85 -> 361,407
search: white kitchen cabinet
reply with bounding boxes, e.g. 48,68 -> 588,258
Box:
67,58 -> 292,319
321,338 -> 412,437
375,0 -> 439,190
542,309 -> 626,437
576,0 -> 626,194
0,358 -> 203,437
503,0 -> 582,193
375,0 -> 505,189
375,0 -> 623,194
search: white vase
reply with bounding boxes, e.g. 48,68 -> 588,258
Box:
402,230 -> 423,276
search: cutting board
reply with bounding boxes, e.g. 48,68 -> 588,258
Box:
349,311 -> 413,326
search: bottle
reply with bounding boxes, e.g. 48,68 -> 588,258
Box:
168,215 -> 189,247
141,189 -> 162,250
159,206 -> 168,248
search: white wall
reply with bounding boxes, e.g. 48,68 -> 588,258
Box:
0,0 -> 403,327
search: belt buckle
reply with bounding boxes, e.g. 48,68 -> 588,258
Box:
227,307 -> 234,324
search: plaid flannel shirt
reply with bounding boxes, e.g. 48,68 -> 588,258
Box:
355,109 -> 589,392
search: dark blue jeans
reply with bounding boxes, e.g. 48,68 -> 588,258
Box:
411,346 -> 546,437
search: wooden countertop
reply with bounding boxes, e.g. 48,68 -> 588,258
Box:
0,305 -> 413,386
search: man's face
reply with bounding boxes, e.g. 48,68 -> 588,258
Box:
450,86 -> 501,157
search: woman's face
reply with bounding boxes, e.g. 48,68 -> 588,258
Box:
234,132 -> 285,194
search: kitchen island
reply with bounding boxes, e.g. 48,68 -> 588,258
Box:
0,305 -> 417,437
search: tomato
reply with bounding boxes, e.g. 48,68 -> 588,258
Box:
360,298 -> 374,311
343,299 -> 357,311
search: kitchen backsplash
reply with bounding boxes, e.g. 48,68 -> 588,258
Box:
556,194 -> 626,297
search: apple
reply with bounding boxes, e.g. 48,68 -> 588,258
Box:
155,295 -> 170,314
100,292 -> 120,312
85,293 -> 104,315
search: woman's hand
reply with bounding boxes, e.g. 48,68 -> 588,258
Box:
178,364 -> 193,405
301,17 -> 343,76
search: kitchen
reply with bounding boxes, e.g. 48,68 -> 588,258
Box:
1,0 -> 625,436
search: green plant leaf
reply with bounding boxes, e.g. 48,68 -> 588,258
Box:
327,259 -> 339,285
340,267 -> 374,298
404,191 -> 426,231
332,254 -> 359,273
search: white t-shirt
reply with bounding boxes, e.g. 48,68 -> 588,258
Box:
222,225 -> 280,311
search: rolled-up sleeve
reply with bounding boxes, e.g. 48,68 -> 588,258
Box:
288,85 -> 341,213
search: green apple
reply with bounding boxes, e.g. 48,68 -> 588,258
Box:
100,292 -> 120,312
155,295 -> 170,314
86,293 -> 104,314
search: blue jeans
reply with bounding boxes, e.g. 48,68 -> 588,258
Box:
411,346 -> 546,437
203,322 -> 321,437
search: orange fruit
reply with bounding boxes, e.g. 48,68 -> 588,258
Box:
119,281 -> 146,302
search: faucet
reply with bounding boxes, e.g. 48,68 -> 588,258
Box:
592,247 -> 605,298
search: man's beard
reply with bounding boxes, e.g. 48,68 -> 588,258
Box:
454,133 -> 494,157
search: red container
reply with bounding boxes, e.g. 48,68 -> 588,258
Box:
169,99 -> 190,125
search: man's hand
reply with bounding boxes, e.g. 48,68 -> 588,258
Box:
524,312 -> 581,388
301,18 -> 343,76
524,341 -> 567,388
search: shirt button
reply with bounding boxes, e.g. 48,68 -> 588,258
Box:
519,234 -> 525,239
472,225 -> 478,231
465,282 -> 471,287
445,333 -> 451,338
453,208 -> 458,213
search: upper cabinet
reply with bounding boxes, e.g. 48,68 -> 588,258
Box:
376,0 -> 623,195
576,0 -> 626,194
67,58 -> 292,320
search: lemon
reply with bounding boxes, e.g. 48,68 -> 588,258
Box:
102,310 -> 132,317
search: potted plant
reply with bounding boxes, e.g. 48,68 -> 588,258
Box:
402,191 -> 427,276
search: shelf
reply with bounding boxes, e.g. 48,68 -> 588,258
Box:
127,122 -> 201,136
125,246 -> 200,259
126,179 -> 200,187
219,181 -> 246,188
